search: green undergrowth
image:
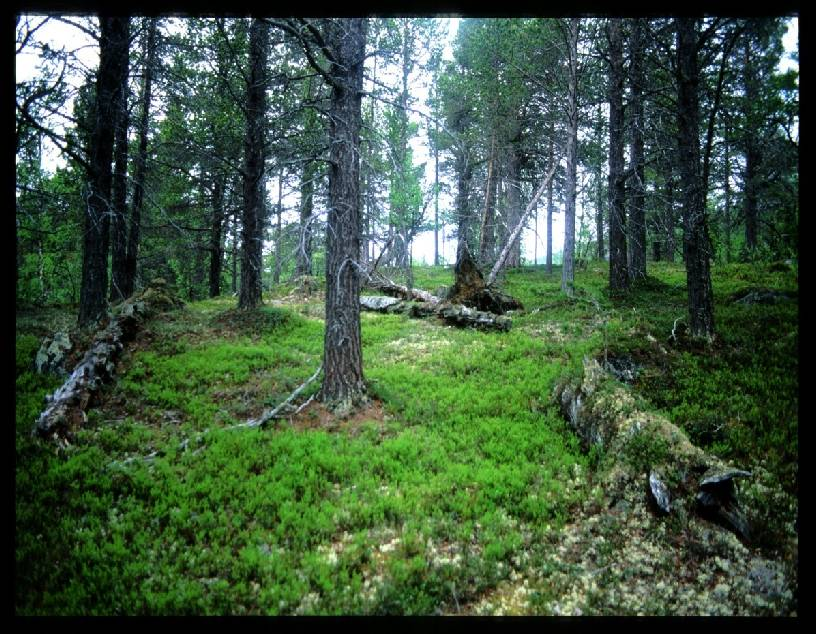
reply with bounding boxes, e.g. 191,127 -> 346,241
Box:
15,260 -> 797,614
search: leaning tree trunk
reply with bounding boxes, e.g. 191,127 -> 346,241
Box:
676,18 -> 715,340
239,18 -> 269,310
78,17 -> 130,328
628,18 -> 646,281
124,17 -> 157,300
109,39 -> 130,303
607,18 -> 629,292
320,18 -> 368,412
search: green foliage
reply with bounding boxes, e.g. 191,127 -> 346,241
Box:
15,257 -> 797,615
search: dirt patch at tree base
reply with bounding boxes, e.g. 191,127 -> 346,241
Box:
288,398 -> 387,435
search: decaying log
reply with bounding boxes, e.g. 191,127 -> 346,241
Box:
34,279 -> 184,445
365,271 -> 440,304
554,357 -> 752,540
360,295 -> 511,332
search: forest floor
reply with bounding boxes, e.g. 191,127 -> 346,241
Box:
15,261 -> 798,615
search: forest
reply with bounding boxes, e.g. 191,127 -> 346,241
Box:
16,15 -> 798,615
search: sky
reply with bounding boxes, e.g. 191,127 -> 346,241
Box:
17,16 -> 799,267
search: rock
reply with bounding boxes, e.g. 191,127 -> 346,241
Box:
730,287 -> 797,305
696,468 -> 752,541
649,471 -> 672,513
35,331 -> 73,376
603,355 -> 641,384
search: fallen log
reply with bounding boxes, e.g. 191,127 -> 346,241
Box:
365,271 -> 440,304
34,279 -> 184,446
554,357 -> 752,540
360,295 -> 511,332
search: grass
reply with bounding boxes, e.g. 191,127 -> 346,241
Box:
15,260 -> 797,614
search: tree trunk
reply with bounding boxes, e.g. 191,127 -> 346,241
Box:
479,134 -> 498,267
109,37 -> 130,303
561,17 -> 579,297
628,18 -> 646,281
676,18 -> 715,340
596,105 -> 605,260
608,18 -> 629,292
238,19 -> 269,310
124,17 -> 157,300
723,127 -> 733,263
208,174 -> 225,297
78,17 -> 130,328
320,18 -> 368,412
546,131 -> 554,274
455,146 -> 474,261
505,147 -> 523,269
295,159 -> 316,278
273,168 -> 283,285
434,118 -> 440,266
665,174 -> 676,263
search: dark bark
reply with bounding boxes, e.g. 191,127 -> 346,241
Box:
608,18 -> 629,292
561,17 -> 579,297
124,17 -> 157,299
319,18 -> 368,410
78,17 -> 130,327
676,18 -> 715,340
664,172 -> 676,263
238,19 -> 269,310
628,18 -> 646,280
208,174 -> 226,297
109,32 -> 130,303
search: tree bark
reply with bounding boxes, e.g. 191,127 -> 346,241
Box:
78,17 -> 130,327
124,17 -> 157,300
561,17 -> 579,297
109,33 -> 130,303
319,18 -> 368,411
478,134 -> 498,267
546,131 -> 554,274
455,145 -> 474,262
743,38 -> 760,253
505,146 -> 523,269
208,174 -> 225,297
628,18 -> 646,281
295,159 -> 316,278
608,18 -> 629,292
273,168 -> 284,285
676,18 -> 715,340
238,18 -> 269,310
